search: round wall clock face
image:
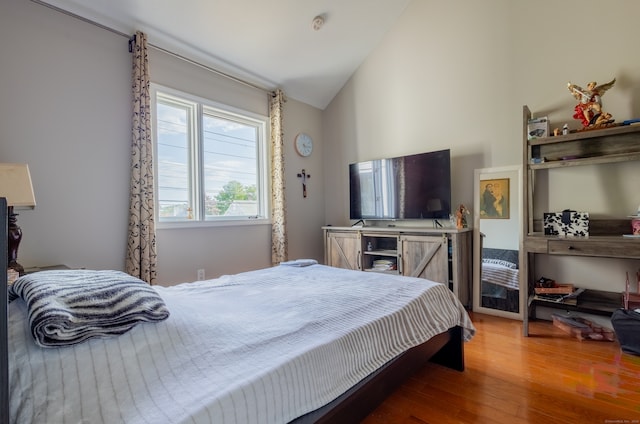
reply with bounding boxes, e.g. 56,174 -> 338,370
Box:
295,133 -> 313,157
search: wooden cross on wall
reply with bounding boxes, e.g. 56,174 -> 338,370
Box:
297,169 -> 310,198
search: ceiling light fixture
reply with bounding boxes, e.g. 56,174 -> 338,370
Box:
311,15 -> 325,31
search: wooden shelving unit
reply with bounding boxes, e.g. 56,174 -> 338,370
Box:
521,106 -> 640,336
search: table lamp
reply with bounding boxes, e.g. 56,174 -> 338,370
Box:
0,164 -> 36,275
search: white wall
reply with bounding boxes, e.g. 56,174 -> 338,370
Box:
0,0 -> 131,271
323,0 -> 512,227
282,100 -> 326,264
0,0 -> 326,285
323,0 -> 640,293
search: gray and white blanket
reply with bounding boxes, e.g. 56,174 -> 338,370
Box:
9,269 -> 169,347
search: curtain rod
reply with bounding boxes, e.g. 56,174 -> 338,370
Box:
30,0 -> 271,93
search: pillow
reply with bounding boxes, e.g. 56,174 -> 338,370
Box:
9,269 -> 170,348
482,258 -> 518,269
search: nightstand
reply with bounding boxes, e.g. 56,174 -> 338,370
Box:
23,264 -> 71,274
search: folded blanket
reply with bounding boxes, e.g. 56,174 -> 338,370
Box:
9,269 -> 170,348
279,259 -> 318,267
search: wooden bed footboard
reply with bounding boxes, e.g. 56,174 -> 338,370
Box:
292,326 -> 464,424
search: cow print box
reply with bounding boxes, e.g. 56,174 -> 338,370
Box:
543,210 -> 589,236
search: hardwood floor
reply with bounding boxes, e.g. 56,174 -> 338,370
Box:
363,312 -> 640,424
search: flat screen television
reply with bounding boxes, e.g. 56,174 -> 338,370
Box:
349,149 -> 451,221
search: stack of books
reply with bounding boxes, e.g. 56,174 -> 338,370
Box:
533,284 -> 583,305
372,259 -> 396,271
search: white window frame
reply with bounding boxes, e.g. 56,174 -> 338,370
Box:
151,84 -> 271,229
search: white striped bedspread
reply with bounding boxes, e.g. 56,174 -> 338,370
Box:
482,262 -> 520,290
9,264 -> 475,424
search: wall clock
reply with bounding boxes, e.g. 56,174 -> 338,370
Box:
295,133 -> 313,157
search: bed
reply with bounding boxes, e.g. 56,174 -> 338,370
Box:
481,247 -> 520,313
0,204 -> 475,424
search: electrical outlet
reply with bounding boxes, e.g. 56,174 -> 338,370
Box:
197,269 -> 205,281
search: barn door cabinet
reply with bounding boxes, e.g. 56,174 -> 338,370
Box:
521,105 -> 640,336
325,229 -> 361,271
323,226 -> 472,306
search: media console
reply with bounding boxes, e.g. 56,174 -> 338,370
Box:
322,226 -> 473,307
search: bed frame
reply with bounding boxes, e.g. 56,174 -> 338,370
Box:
1,198 -> 9,424
294,326 -> 464,423
0,196 -> 464,424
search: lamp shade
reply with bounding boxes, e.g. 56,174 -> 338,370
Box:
0,163 -> 36,209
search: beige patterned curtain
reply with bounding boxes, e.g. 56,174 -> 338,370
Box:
270,89 -> 288,264
126,31 -> 157,284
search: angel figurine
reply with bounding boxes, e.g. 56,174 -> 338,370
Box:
567,78 -> 616,128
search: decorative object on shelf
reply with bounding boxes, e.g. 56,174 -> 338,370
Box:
456,204 -> 470,229
0,163 -> 36,276
479,178 -> 509,219
294,133 -> 313,157
562,124 -> 569,135
296,169 -> 311,198
543,210 -> 589,236
535,276 -> 556,289
631,205 -> 640,235
527,116 -> 549,140
567,78 -> 616,129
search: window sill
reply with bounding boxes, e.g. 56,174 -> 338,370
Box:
157,218 -> 271,230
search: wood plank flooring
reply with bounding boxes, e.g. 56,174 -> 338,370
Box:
363,312 -> 640,424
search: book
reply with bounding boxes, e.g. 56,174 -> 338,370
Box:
371,259 -> 396,271
534,284 -> 574,294
533,294 -> 578,306
533,287 -> 585,306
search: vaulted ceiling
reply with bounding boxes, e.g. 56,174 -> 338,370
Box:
37,0 -> 412,109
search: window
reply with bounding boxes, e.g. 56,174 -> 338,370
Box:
152,85 -> 269,225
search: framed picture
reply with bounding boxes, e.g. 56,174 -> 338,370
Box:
479,178 -> 509,219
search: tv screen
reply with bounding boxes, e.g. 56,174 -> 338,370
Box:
349,149 -> 451,220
